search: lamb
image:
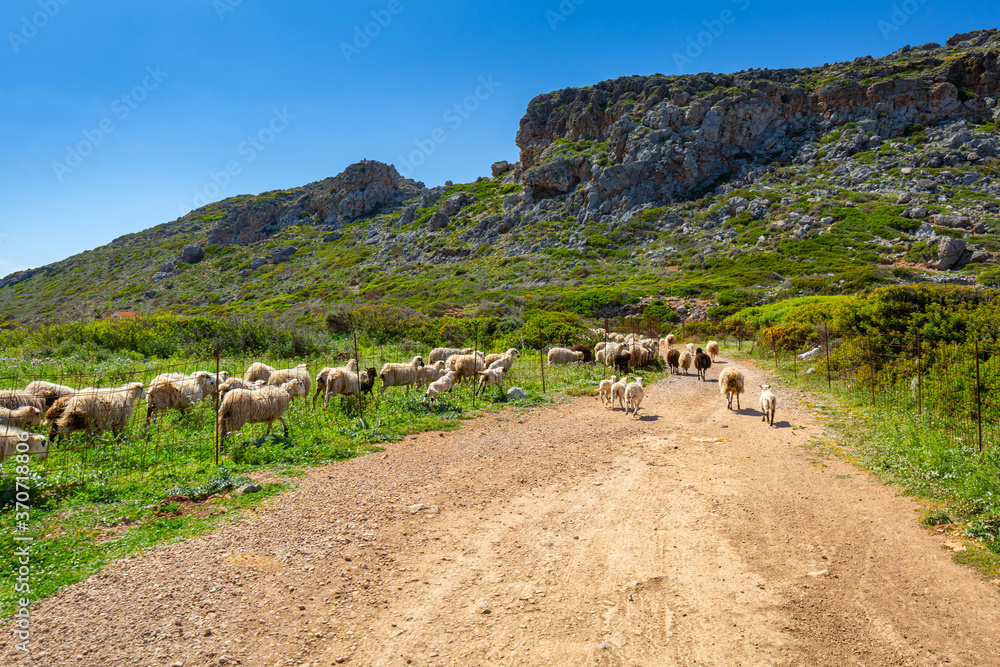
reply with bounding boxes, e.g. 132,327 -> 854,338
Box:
759,384 -> 777,426
219,377 -> 266,400
243,362 -> 277,384
475,367 -> 505,396
218,379 -> 302,445
449,353 -> 485,383
429,347 -> 474,364
0,391 -> 46,415
0,406 -> 43,429
679,350 -> 693,375
424,370 -> 457,405
484,348 -> 520,369
547,347 -> 584,365
598,376 -> 617,407
610,375 -> 630,411
379,356 -> 426,392
145,371 -> 218,424
694,348 -> 712,381
266,364 -> 312,405
625,377 -> 645,417
55,382 -> 146,439
314,360 -> 358,407
417,360 -> 449,386
718,367 -> 745,411
570,344 -> 593,363
0,426 -> 48,464
666,349 -> 681,374
706,341 -> 720,362
24,381 -> 78,409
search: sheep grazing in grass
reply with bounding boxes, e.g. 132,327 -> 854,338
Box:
484,348 -> 519,369
718,367 -> 745,411
24,381 -> 78,409
55,383 -> 146,439
547,347 -> 584,365
0,406 -> 43,429
218,379 -> 301,444
44,395 -> 72,442
0,426 -> 48,464
597,376 -> 617,407
322,369 -> 376,408
487,351 -> 518,374
219,377 -> 266,400
429,347 -> 474,364
610,376 -> 630,411
570,344 -> 593,363
613,351 -> 631,374
759,384 -> 777,426
266,365 -> 312,405
665,333 -> 676,347
679,351 -> 693,375
694,348 -> 712,382
425,370 -> 457,405
314,360 -> 358,407
625,377 -> 645,417
475,367 -> 505,397
380,356 -> 426,392
449,353 -> 485,383
145,371 -> 218,424
191,371 -> 229,397
706,341 -> 720,362
0,391 -> 46,415
595,343 -> 621,366
666,349 -> 681,374
417,360 -> 449,387
244,362 -> 277,384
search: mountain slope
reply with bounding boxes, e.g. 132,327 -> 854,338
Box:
4,29 -> 1000,326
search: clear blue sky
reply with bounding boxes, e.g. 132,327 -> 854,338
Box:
1,0 -> 994,277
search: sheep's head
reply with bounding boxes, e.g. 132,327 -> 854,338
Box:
25,434 -> 48,462
281,379 -> 304,396
412,355 -> 425,368
21,406 -> 43,425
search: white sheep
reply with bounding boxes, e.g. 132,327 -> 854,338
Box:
448,353 -> 485,383
145,371 -> 218,424
219,377 -> 266,400
322,369 -> 374,408
598,375 -> 617,407
706,341 -> 720,362
193,370 -> 230,396
55,383 -> 146,438
429,347 -> 474,364
686,343 -> 695,357
417,360 -> 449,386
484,348 -> 520,369
611,375 -> 630,411
0,406 -> 43,429
759,384 -> 777,426
679,350 -> 693,375
218,379 -> 302,444
798,346 -> 823,362
314,360 -> 358,407
625,377 -> 645,417
475,367 -> 505,396
547,347 -> 584,365
719,367 -> 745,411
424,370 -> 457,405
0,391 -> 46,415
243,362 -> 277,384
664,333 -> 676,347
24,380 -> 78,409
596,343 -> 621,366
379,356 -> 426,393
0,426 -> 48,464
266,364 -> 312,405
486,350 -> 518,373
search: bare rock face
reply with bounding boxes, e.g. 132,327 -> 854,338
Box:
327,160 -> 406,221
930,237 -> 967,270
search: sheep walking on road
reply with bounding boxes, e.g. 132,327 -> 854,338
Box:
718,367 -> 745,411
666,349 -> 681,375
611,376 -> 630,411
218,379 -> 302,445
759,384 -> 777,426
706,341 -> 720,362
625,377 -> 645,417
694,348 -> 712,382
679,351 -> 693,376
598,376 -> 617,407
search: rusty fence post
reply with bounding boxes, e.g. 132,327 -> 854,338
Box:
824,325 -> 832,390
868,333 -> 876,406
539,326 -> 546,395
353,327 -> 364,420
976,339 -> 983,452
214,341 -> 221,466
916,332 -> 922,415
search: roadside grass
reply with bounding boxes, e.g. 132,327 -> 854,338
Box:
729,343 -> 1000,580
1,348 -> 657,618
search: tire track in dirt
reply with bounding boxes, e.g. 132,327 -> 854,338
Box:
3,360 -> 1000,666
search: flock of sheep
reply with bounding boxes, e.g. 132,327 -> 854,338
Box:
0,334 -> 781,466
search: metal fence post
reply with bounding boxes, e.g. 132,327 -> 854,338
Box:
539,326 -> 546,394
868,333 -> 876,406
214,341 -> 221,466
824,325 -> 832,390
473,322 -> 479,408
976,339 -> 983,452
353,328 -> 363,420
916,332 -> 922,415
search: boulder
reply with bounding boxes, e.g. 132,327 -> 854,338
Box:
324,231 -> 344,243
929,236 -> 966,270
506,387 -> 527,401
179,245 -> 205,264
491,161 -> 515,178
270,245 -> 298,263
440,192 -> 474,217
428,210 -> 450,231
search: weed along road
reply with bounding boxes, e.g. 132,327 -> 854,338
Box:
4,360 -> 1000,666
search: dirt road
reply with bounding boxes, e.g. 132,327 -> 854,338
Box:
5,360 -> 1000,666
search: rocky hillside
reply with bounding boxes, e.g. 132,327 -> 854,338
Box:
3,29 -> 1000,326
